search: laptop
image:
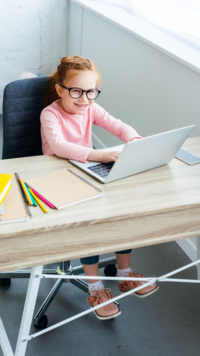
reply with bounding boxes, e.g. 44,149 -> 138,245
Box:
69,125 -> 195,184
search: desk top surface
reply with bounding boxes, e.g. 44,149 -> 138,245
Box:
0,137 -> 200,239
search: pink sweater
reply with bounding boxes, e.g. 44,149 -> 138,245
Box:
40,100 -> 141,163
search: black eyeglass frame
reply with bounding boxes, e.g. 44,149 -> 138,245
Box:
59,84 -> 101,100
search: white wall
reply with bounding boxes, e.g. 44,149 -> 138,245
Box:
68,2 -> 200,148
68,1 -> 200,261
0,0 -> 69,113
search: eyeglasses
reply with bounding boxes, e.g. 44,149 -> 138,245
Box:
59,84 -> 101,100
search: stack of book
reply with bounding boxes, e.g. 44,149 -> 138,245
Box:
0,173 -> 13,221
0,202 -> 4,221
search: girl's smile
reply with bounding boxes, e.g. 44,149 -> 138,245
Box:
74,101 -> 89,110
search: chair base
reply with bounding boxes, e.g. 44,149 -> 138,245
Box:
0,256 -> 118,329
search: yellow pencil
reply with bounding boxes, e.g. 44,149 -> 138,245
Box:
19,178 -> 33,205
29,189 -> 48,213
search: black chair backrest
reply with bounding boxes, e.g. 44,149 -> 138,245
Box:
2,76 -> 48,159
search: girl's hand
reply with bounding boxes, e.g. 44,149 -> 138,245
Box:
129,137 -> 140,142
101,150 -> 121,163
88,149 -> 121,163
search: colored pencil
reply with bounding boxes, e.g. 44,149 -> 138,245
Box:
25,183 -> 55,209
29,189 -> 48,213
24,183 -> 37,207
31,189 -> 54,209
19,178 -> 32,205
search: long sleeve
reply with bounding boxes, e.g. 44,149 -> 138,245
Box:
93,104 -> 141,142
40,101 -> 141,164
40,110 -> 93,163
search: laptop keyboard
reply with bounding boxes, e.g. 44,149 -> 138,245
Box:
88,162 -> 115,178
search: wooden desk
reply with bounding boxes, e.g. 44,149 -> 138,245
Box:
0,138 -> 200,274
0,137 -> 200,356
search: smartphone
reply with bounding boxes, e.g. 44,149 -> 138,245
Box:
175,148 -> 200,165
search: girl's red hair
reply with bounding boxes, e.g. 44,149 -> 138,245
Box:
43,56 -> 100,108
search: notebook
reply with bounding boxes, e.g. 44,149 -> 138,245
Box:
26,169 -> 102,209
0,173 -> 31,224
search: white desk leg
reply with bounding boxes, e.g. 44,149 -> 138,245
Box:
196,236 -> 200,280
15,265 -> 43,356
0,318 -> 14,356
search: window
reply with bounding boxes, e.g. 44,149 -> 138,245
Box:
93,0 -> 200,50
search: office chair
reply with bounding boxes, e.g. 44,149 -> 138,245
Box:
0,77 -> 117,329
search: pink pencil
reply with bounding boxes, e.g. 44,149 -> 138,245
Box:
25,184 -> 55,209
31,189 -> 55,209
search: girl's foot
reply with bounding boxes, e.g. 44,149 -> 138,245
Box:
118,270 -> 159,298
87,288 -> 121,320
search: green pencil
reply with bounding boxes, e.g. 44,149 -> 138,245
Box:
24,183 -> 37,207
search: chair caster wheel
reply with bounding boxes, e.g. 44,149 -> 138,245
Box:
0,278 -> 11,288
104,264 -> 117,276
34,315 -> 48,330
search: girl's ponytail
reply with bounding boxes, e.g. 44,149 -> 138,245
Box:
43,56 -> 100,108
43,71 -> 59,108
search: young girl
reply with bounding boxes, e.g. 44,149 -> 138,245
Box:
40,56 -> 159,320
